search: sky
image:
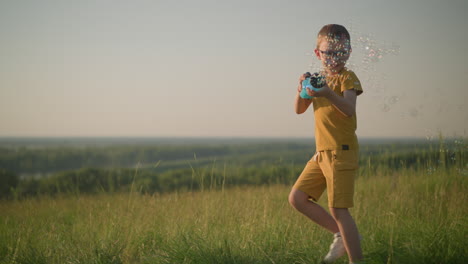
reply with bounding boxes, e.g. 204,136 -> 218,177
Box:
0,0 -> 467,138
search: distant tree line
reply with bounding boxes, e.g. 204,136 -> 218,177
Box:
0,164 -> 301,199
0,143 -> 312,174
0,139 -> 465,199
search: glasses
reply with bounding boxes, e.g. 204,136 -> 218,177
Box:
319,50 -> 350,58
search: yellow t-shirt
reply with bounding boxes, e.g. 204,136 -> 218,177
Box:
312,68 -> 363,151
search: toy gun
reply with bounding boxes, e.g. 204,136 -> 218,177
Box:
300,72 -> 326,99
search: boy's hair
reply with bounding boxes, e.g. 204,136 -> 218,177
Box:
316,24 -> 351,48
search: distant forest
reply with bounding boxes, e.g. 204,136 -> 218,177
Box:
0,137 -> 465,199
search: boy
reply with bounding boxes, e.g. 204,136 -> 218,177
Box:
289,24 -> 363,264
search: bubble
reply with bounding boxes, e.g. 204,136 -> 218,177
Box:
427,167 -> 436,175
388,96 -> 400,104
307,60 -> 322,73
425,129 -> 435,141
381,104 -> 391,112
352,33 -> 398,65
390,43 -> 401,55
408,108 -> 419,118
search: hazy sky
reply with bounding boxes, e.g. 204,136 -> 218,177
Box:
1,0 -> 467,138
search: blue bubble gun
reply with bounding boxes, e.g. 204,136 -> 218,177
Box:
300,72 -> 326,99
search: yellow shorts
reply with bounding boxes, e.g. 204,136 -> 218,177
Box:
292,149 -> 359,208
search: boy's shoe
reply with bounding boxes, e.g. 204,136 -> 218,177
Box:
322,232 -> 346,263
322,233 -> 362,263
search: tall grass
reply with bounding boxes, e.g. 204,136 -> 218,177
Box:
0,165 -> 466,263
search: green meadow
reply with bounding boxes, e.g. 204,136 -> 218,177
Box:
0,137 -> 466,263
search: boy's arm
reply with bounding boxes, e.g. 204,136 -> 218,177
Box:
325,89 -> 357,117
309,86 -> 357,117
295,84 -> 313,114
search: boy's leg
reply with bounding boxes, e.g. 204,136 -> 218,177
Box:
288,188 -> 339,234
289,154 -> 339,234
329,207 -> 363,262
320,149 -> 361,262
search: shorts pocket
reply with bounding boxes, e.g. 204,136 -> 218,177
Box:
332,150 -> 359,170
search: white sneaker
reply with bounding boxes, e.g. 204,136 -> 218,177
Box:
322,232 -> 346,263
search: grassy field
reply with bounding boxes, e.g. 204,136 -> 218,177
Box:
0,165 -> 466,264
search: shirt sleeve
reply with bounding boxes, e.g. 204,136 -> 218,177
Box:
341,71 -> 363,96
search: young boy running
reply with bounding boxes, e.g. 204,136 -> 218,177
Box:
289,24 -> 363,264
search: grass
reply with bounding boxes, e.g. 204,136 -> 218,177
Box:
0,165 -> 466,264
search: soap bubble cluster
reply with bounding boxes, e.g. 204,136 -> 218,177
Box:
355,35 -> 400,63
347,33 -> 400,115
425,129 -> 435,141
426,167 -> 436,175
422,131 -> 467,175
380,95 -> 401,112
408,108 -> 420,118
387,96 -> 400,105
380,104 -> 390,112
305,22 -> 401,114
346,28 -> 422,116
345,33 -> 400,76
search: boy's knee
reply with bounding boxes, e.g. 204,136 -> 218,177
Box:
329,207 -> 350,221
288,190 -> 298,208
288,189 -> 308,209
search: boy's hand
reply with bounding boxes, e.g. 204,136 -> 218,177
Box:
297,73 -> 309,93
306,84 -> 332,98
